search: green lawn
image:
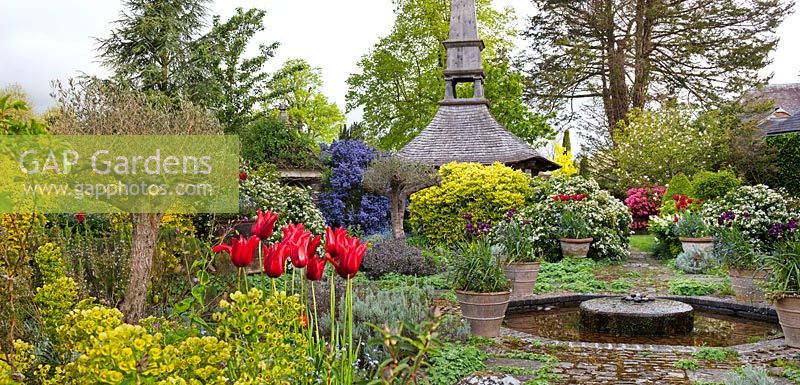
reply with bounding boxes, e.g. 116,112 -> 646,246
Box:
630,234 -> 656,253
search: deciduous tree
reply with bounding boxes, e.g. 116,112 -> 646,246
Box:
362,157 -> 440,239
267,59 -> 345,142
50,79 -> 220,323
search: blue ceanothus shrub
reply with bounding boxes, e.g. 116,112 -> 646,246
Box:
319,140 -> 389,235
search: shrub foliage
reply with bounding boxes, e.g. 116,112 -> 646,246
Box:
409,162 -> 532,244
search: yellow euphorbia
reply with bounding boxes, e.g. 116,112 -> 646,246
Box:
552,143 -> 578,177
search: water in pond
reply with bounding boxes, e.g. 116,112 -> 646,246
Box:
504,307 -> 781,347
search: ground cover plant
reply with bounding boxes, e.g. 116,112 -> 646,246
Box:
534,258 -> 609,294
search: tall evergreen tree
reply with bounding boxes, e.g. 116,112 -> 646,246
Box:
522,0 -> 793,138
561,128 -> 571,152
98,1 -> 276,132
96,0 -> 273,321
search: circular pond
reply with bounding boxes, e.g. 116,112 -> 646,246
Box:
505,307 -> 781,347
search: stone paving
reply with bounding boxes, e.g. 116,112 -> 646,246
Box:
473,251 -> 800,385
489,330 -> 799,384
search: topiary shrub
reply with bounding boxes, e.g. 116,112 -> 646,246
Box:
517,176 -> 632,261
766,133 -> 800,197
408,162 -> 532,244
360,239 -> 438,279
692,170 -> 741,202
661,173 -> 694,215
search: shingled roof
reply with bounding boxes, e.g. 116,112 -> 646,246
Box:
746,84 -> 800,115
397,0 -> 559,172
766,113 -> 800,136
744,83 -> 800,136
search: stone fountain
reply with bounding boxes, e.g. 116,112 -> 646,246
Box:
579,294 -> 694,336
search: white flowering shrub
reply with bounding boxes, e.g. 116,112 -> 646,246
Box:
702,185 -> 798,250
648,214 -> 683,260
609,106 -> 725,189
516,176 -> 632,261
239,165 -> 326,235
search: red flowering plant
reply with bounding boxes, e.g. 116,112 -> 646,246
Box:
624,186 -> 665,231
673,194 -> 703,214
553,193 -> 592,239
211,211 -> 367,383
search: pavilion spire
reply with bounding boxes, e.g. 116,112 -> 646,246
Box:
442,0 -> 487,103
397,0 -> 561,174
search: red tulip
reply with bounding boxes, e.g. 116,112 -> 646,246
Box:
263,242 -> 291,278
239,171 -> 248,181
673,194 -> 679,201
251,209 -> 279,241
74,212 -> 86,223
325,227 -> 349,260
560,194 -> 570,201
213,235 -> 259,268
687,198 -> 694,204
553,195 -> 560,201
323,227 -> 367,279
306,252 -> 330,281
281,224 -> 313,268
696,199 -> 703,205
332,237 -> 368,279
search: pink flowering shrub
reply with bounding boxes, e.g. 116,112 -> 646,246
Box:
625,186 -> 666,231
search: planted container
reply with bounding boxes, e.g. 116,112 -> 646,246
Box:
456,290 -> 511,338
775,296 -> 800,348
504,262 -> 540,298
679,237 -> 714,255
559,238 -> 593,258
449,241 -> 512,338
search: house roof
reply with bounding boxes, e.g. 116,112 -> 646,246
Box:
397,0 -> 558,172
766,113 -> 800,136
746,83 -> 800,115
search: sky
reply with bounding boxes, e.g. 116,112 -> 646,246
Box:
1,0 -> 798,124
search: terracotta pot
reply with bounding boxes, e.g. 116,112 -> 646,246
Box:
728,268 -> 768,303
504,262 -> 540,298
775,296 -> 800,348
679,237 -> 714,255
559,238 -> 593,258
455,290 -> 511,338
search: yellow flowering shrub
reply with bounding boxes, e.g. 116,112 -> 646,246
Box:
213,289 -> 312,384
58,304 -> 124,353
0,213 -> 44,256
33,243 -> 64,284
34,277 -> 78,338
408,162 -> 533,244
63,324 -> 230,385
